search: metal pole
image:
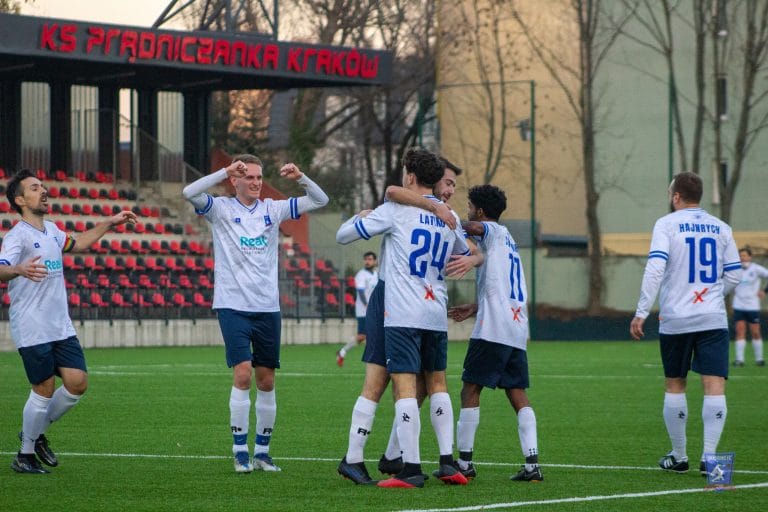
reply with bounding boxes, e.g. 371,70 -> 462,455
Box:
529,80 -> 537,339
668,73 -> 674,182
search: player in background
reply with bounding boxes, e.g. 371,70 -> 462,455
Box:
630,172 -> 741,476
730,247 -> 768,367
335,251 -> 378,366
183,155 -> 328,473
336,148 -> 470,488
447,185 -> 542,482
1,169 -> 137,474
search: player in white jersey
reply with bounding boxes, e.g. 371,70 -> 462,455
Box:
730,247 -> 768,366
334,161 -> 463,486
182,154 -> 328,473
0,169 -> 137,474
336,148 -> 470,488
630,172 -> 741,476
335,251 -> 378,366
447,185 -> 542,482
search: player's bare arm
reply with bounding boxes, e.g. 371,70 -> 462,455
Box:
0,255 -> 48,283
71,210 -> 139,252
385,185 -> 456,230
448,303 -> 478,322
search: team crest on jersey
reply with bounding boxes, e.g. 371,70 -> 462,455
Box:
34,242 -> 40,248
234,217 -> 241,223
264,215 -> 272,226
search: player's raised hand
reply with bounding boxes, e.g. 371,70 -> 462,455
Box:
18,255 -> 47,282
226,160 -> 247,178
109,209 -> 138,227
448,303 -> 477,322
279,163 -> 304,181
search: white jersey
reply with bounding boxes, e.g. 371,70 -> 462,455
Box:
0,220 -> 77,348
635,207 -> 741,334
732,262 -> 768,311
337,196 -> 470,331
354,268 -> 378,317
471,222 -> 529,350
184,170 -> 328,312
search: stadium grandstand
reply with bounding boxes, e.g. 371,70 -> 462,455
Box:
0,2 -> 395,350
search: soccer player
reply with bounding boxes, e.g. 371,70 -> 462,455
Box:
730,247 -> 768,367
335,251 -> 378,367
1,169 -> 137,474
182,155 -> 328,473
630,172 -> 741,476
447,185 -> 542,482
336,148 -> 470,488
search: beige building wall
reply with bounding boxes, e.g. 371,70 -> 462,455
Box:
436,0 -> 585,237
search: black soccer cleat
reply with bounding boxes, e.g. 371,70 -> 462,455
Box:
378,454 -> 405,475
11,452 -> 50,474
19,432 -> 58,467
458,462 -> 477,479
510,465 -> 543,482
338,457 -> 375,485
699,460 -> 708,477
377,473 -> 426,488
757,360 -> 766,367
658,453 -> 689,473
432,463 -> 469,485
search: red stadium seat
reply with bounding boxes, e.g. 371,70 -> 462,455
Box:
325,293 -> 340,308
192,292 -> 212,307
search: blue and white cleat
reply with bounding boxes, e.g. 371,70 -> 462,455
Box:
234,451 -> 253,473
253,452 -> 281,472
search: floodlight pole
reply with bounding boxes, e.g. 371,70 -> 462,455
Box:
529,80 -> 537,339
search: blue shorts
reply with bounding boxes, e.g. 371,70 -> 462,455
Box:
733,310 -> 760,324
659,329 -> 729,378
385,327 -> 447,374
362,280 -> 386,366
216,309 -> 281,369
462,338 -> 529,389
18,336 -> 87,385
356,317 -> 366,336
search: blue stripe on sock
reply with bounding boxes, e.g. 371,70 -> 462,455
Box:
255,434 -> 271,446
233,434 -> 248,446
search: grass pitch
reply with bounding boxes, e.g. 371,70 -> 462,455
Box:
1,340 -> 766,511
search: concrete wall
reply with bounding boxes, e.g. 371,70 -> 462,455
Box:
0,318 -> 476,352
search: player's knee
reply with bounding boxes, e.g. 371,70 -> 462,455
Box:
65,373 -> 88,395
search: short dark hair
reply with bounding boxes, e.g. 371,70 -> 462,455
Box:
468,184 -> 507,221
740,246 -> 752,256
232,154 -> 263,167
441,157 -> 463,176
402,147 -> 443,187
671,172 -> 703,204
363,251 -> 377,260
6,169 -> 37,214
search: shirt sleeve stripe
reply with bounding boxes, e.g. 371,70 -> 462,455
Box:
195,195 -> 213,215
290,197 -> 300,219
648,253 -> 668,261
724,263 -> 742,271
0,259 -> 10,265
354,220 -> 371,240
62,235 -> 76,253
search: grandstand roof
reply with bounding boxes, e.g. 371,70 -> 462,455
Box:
0,13 -> 392,92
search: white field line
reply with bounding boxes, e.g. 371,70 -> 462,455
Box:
396,483 -> 768,512
0,451 -> 766,476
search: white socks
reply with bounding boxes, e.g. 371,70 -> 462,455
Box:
702,395 -> 727,460
429,392 -> 455,456
517,406 -> 539,469
753,339 -> 764,362
346,396 -> 378,463
384,415 -> 402,460
456,407 -> 480,455
735,339 -> 746,362
663,392 -> 688,460
229,387 -> 250,454
254,389 -> 277,455
21,391 -> 50,454
395,398 -> 421,464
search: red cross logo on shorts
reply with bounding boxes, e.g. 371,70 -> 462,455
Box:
511,306 -> 521,322
424,285 -> 435,300
693,287 -> 709,303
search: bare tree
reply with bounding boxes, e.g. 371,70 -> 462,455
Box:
513,0 -> 633,314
